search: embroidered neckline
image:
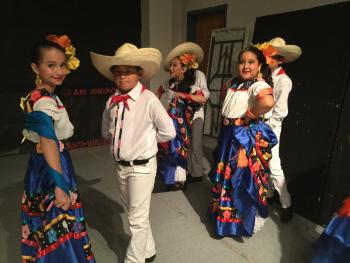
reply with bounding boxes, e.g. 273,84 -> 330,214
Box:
230,78 -> 256,91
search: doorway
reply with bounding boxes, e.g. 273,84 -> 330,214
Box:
187,5 -> 227,74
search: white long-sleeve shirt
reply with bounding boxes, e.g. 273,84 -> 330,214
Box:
101,81 -> 176,161
265,67 -> 292,128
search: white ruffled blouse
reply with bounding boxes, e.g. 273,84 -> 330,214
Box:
23,94 -> 74,143
221,80 -> 271,119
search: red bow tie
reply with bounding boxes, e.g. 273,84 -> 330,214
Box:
109,94 -> 131,109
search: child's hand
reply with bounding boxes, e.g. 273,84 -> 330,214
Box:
70,192 -> 78,206
156,85 -> 165,99
54,187 -> 71,210
22,224 -> 30,240
174,92 -> 185,99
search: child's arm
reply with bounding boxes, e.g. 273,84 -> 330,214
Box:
150,98 -> 176,142
155,85 -> 165,99
40,137 -> 71,210
101,98 -> 112,141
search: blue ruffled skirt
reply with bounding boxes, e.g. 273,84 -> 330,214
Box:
21,149 -> 95,262
209,119 -> 277,237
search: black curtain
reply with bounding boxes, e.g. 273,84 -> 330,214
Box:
0,0 -> 141,155
253,1 -> 350,225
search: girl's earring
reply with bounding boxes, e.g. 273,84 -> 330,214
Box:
35,75 -> 42,87
257,70 -> 263,79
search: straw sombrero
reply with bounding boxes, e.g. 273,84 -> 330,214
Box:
90,43 -> 162,81
268,37 -> 302,63
163,42 -> 204,71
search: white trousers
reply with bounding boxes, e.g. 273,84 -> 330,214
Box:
268,125 -> 292,208
115,157 -> 157,263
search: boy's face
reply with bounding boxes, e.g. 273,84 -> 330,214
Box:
268,55 -> 285,72
111,65 -> 143,94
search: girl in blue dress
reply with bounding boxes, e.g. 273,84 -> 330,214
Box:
209,46 -> 277,238
310,196 -> 350,263
157,43 -> 206,191
20,35 -> 95,262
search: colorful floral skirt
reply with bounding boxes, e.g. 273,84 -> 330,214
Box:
310,197 -> 350,263
21,149 -> 95,263
208,118 -> 277,237
158,99 -> 194,185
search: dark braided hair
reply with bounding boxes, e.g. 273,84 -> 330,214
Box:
31,39 -> 65,65
238,46 -> 273,87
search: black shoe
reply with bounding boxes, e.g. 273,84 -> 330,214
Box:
280,207 -> 293,223
165,184 -> 176,192
175,181 -> 186,191
165,182 -> 185,192
186,174 -> 203,184
145,254 -> 156,262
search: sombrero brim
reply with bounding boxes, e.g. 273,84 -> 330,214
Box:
90,49 -> 161,81
163,42 -> 204,71
274,45 -> 302,63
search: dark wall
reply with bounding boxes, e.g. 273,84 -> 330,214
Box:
253,1 -> 350,225
0,0 -> 141,155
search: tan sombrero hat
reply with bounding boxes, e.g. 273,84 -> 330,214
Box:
163,42 -> 204,71
90,43 -> 162,81
268,37 -> 302,63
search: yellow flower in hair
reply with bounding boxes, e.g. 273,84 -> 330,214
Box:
254,42 -> 270,51
65,45 -> 76,56
254,42 -> 278,65
66,56 -> 80,73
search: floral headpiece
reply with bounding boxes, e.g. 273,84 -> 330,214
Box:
179,53 -> 199,71
254,42 -> 279,65
47,34 -> 80,73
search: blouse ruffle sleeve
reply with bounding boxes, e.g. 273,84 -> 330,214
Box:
23,96 -> 74,143
248,81 -> 273,101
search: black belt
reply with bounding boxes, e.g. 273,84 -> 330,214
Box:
117,158 -> 150,166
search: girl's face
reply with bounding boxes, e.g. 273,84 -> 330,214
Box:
31,47 -> 67,90
238,51 -> 261,81
169,58 -> 185,81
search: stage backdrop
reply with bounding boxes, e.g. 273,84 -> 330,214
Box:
253,1 -> 350,225
0,0 -> 141,155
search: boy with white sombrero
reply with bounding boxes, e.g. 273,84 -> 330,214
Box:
256,37 -> 302,223
90,43 -> 176,263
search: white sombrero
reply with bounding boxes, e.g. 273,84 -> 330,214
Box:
90,43 -> 162,81
268,37 -> 302,63
163,42 -> 204,71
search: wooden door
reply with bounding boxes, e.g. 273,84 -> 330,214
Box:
187,5 -> 226,74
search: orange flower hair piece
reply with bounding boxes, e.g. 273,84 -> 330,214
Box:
179,53 -> 199,71
338,197 -> 350,217
254,42 -> 278,66
47,34 -> 80,73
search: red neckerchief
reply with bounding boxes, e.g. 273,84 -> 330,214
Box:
276,68 -> 286,76
109,94 -> 131,109
109,85 -> 147,109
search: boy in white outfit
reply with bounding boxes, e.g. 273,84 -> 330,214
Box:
90,43 -> 176,262
257,37 -> 302,223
